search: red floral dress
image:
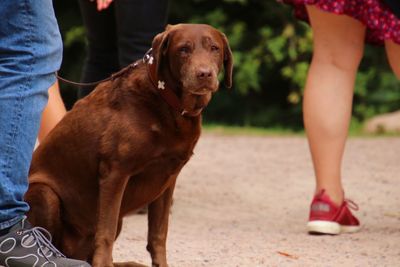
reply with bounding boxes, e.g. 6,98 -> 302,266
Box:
281,0 -> 400,45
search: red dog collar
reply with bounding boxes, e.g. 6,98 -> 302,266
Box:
144,50 -> 187,116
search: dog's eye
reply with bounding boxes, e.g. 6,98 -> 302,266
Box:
178,46 -> 191,54
211,45 -> 220,52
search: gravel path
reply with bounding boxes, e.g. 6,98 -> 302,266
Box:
113,134 -> 400,267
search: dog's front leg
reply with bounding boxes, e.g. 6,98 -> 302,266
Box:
92,164 -> 130,267
147,178 -> 177,267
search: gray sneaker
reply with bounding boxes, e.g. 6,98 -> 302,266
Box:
0,217 -> 90,267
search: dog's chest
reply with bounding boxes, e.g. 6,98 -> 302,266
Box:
121,139 -> 196,214
120,124 -> 199,210
150,134 -> 197,174
150,116 -> 200,157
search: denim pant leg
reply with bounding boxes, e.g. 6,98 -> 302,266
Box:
0,0 -> 62,230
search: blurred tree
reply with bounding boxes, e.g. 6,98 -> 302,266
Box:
54,0 -> 399,129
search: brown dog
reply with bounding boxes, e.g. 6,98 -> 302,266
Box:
25,24 -> 233,267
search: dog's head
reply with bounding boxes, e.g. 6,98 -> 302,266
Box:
151,24 -> 233,116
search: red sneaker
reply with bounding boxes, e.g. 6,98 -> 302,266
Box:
307,190 -> 361,235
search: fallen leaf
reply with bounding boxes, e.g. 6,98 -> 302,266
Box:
277,251 -> 299,260
383,212 -> 400,218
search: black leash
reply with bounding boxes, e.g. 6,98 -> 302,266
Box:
56,59 -> 143,87
56,73 -> 116,87
56,48 -> 196,117
57,49 -> 154,87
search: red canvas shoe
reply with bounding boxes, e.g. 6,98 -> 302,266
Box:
307,190 -> 360,235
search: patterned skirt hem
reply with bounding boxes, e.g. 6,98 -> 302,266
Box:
281,0 -> 400,45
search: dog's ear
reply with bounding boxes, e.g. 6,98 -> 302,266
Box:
220,32 -> 233,88
165,24 -> 173,31
151,28 -> 171,79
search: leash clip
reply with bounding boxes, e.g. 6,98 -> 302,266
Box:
143,48 -> 154,64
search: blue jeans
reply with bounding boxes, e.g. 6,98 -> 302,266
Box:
0,0 -> 62,230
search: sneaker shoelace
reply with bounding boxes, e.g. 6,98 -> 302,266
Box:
344,198 -> 359,211
19,226 -> 66,262
317,189 -> 359,211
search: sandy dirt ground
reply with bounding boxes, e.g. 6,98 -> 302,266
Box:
113,134 -> 400,267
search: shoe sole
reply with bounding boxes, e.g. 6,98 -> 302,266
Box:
307,220 -> 360,235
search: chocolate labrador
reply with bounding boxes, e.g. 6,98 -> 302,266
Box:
25,24 -> 233,267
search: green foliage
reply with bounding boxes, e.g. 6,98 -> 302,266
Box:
55,0 -> 399,128
64,26 -> 86,48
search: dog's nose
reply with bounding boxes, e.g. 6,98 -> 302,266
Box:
196,67 -> 213,80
